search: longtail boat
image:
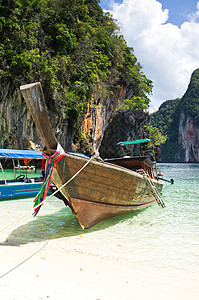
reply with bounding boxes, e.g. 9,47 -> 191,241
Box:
0,149 -> 46,200
20,82 -> 165,229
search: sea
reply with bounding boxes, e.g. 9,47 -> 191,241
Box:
0,164 -> 199,275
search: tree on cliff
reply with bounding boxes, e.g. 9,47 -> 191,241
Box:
0,0 -> 157,154
0,0 -> 152,117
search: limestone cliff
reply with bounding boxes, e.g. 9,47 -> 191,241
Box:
80,84 -> 135,156
176,111 -> 199,162
0,0 -> 153,156
0,80 -> 135,155
99,110 -> 149,159
151,68 -> 199,162
0,81 -> 72,151
0,81 -> 42,149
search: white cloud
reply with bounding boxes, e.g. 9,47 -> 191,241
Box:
188,2 -> 199,22
107,0 -> 199,108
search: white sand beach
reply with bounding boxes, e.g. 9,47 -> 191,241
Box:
1,235 -> 199,300
1,191 -> 199,300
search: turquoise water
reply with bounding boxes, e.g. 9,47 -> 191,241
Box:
0,164 -> 199,274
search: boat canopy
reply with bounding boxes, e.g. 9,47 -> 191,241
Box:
118,139 -> 150,146
0,149 -> 43,159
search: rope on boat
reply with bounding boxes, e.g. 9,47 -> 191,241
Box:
0,155 -> 97,233
33,144 -> 66,216
142,170 -> 166,208
44,154 -> 99,202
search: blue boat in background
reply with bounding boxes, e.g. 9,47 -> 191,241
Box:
0,149 -> 45,200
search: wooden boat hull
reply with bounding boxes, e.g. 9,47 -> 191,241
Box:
70,197 -> 156,229
20,82 -> 164,229
51,153 -> 163,228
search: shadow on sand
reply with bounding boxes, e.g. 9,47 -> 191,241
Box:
0,207 -> 149,246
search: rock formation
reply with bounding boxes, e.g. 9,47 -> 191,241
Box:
151,68 -> 199,162
176,111 -> 199,162
99,110 -> 149,159
0,80 -> 140,157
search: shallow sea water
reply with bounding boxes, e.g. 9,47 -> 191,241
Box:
0,164 -> 199,274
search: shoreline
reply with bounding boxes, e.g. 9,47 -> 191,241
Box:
1,187 -> 199,300
1,237 -> 199,300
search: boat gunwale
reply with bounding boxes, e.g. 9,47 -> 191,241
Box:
64,152 -> 163,186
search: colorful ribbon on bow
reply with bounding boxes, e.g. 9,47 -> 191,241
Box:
33,143 -> 66,216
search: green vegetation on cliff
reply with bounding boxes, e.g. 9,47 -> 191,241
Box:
180,69 -> 199,123
150,99 -> 180,161
0,0 -> 152,125
150,68 -> 199,161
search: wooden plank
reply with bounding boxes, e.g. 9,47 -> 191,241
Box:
20,82 -> 72,205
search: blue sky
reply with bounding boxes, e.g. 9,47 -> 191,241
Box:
100,0 -> 198,27
99,0 -> 199,109
158,0 -> 199,26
